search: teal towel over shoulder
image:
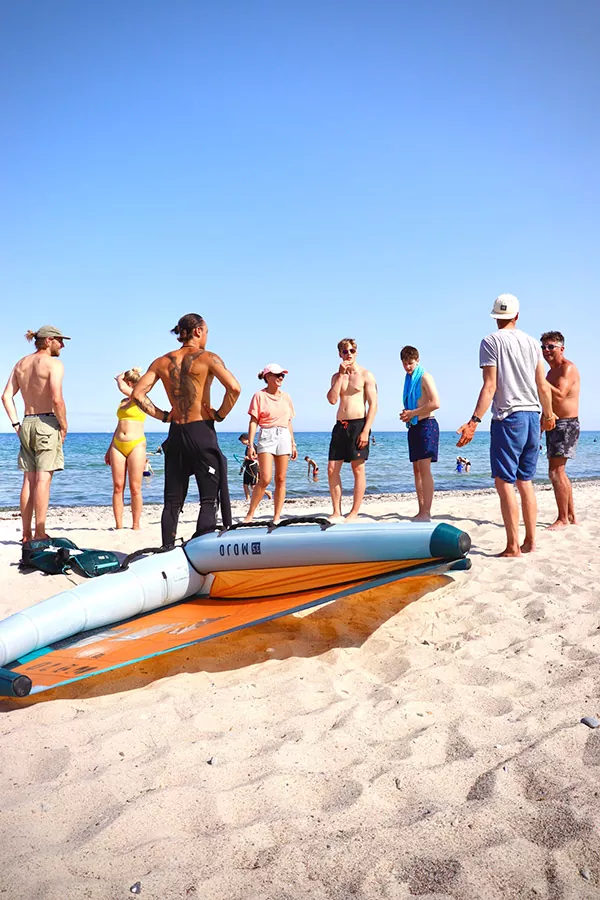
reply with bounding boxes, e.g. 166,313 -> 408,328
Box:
403,364 -> 424,427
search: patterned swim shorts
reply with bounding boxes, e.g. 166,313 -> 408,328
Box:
545,416 -> 580,460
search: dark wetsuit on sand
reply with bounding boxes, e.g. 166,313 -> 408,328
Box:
161,420 -> 231,546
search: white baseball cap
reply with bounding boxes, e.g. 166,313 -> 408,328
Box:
261,362 -> 288,376
490,293 -> 520,319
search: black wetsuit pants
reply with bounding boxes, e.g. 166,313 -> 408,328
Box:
161,420 -> 232,547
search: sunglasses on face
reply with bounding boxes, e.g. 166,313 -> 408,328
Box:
267,372 -> 285,379
541,343 -> 561,351
341,348 -> 356,356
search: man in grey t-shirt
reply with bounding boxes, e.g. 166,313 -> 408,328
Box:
456,294 -> 556,557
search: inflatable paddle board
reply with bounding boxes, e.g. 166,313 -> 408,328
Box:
0,518 -> 471,697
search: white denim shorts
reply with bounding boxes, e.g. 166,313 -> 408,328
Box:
257,426 -> 292,456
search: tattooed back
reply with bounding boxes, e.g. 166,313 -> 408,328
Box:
152,346 -> 223,424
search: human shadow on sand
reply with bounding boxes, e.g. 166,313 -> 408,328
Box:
0,572 -> 453,710
364,511 -> 498,528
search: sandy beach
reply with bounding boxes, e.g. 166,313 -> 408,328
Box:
1,483 -> 599,899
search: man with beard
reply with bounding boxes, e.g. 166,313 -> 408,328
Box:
2,325 -> 70,542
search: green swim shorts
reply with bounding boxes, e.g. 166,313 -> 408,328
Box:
18,414 -> 64,472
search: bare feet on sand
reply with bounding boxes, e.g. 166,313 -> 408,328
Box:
547,519 -> 569,530
411,513 -> 432,522
328,515 -> 345,524
495,540 -> 536,556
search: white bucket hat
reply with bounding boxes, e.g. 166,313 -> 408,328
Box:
490,293 -> 520,319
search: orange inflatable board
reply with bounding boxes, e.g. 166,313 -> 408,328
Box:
4,558 -> 470,697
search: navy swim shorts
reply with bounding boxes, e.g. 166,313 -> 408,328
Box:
490,411 -> 540,483
407,418 -> 439,463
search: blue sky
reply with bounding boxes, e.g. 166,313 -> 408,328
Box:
1,0 -> 598,434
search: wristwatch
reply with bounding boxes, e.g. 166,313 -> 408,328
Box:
162,410 -> 169,423
470,415 -> 482,424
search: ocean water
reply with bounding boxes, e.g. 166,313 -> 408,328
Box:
1,431 -> 599,509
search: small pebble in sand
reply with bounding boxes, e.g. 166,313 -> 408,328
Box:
130,883 -> 142,894
580,717 -> 600,729
207,756 -> 216,765
579,868 -> 591,881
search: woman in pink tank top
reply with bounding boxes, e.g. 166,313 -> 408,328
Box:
243,362 -> 297,525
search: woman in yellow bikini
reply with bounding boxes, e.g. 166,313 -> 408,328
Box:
104,369 -> 147,529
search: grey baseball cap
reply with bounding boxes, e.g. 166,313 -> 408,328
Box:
35,325 -> 71,340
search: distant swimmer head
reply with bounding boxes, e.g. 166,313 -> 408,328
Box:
123,367 -> 142,386
258,363 -> 288,381
171,313 -> 206,343
490,293 -> 519,320
26,325 -> 71,353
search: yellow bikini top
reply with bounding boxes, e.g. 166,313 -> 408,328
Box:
117,401 -> 146,422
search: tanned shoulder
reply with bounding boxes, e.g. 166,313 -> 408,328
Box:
206,351 -> 227,369
150,354 -> 170,372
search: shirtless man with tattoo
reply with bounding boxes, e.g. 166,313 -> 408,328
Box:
541,331 -> 581,529
132,313 -> 240,546
2,325 -> 70,542
326,338 -> 378,522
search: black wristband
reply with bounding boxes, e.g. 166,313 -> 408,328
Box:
162,410 -> 169,423
11,422 -> 19,428
214,411 -> 224,422
470,415 -> 482,424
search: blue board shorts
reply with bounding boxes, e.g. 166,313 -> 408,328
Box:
408,418 -> 439,463
490,411 -> 540,483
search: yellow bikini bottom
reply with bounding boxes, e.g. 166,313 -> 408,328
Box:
113,436 -> 146,458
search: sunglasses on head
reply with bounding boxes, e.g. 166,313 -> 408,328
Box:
341,348 -> 356,356
541,343 -> 561,351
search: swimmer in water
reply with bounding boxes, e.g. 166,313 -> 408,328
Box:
304,455 -> 319,481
